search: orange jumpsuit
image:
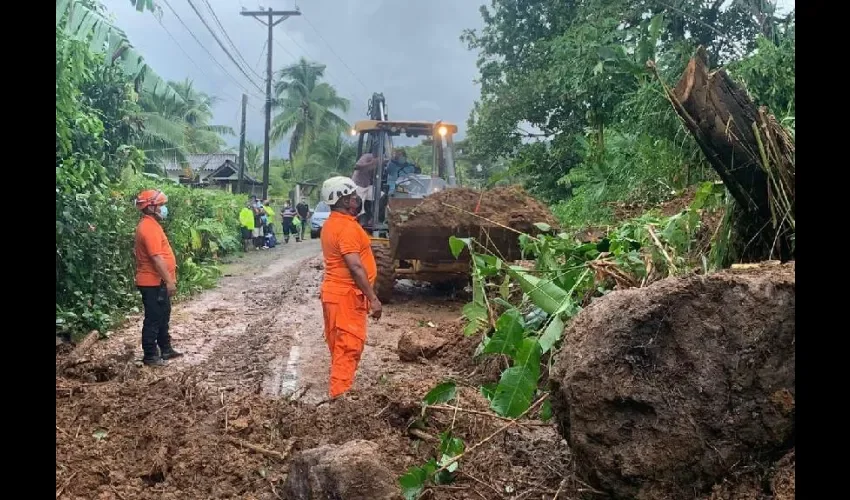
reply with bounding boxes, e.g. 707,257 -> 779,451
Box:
319,211 -> 377,398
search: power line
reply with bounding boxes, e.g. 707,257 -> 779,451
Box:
155,17 -> 242,103
302,14 -> 370,93
256,39 -> 268,73
184,0 -> 265,93
155,26 -> 265,120
160,0 -> 263,100
199,0 -> 264,82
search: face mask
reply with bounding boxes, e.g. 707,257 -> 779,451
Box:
158,205 -> 168,220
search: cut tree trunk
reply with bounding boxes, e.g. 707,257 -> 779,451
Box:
658,46 -> 795,263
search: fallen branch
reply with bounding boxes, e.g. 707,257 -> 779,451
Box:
409,428 -> 438,442
288,384 -> 311,402
440,202 -> 541,242
552,479 -> 566,500
433,394 -> 549,475
110,486 -> 127,500
224,436 -> 294,462
731,260 -> 781,270
646,225 -> 677,273
425,405 -> 552,426
212,393 -> 252,415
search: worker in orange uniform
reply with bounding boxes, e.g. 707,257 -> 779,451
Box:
134,189 -> 183,367
319,176 -> 383,399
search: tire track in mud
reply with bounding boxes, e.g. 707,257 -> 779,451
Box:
256,259 -> 326,400
174,249 -> 325,394
67,242 -> 324,391
69,239 -> 468,406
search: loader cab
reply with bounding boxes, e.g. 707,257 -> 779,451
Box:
351,120 -> 458,237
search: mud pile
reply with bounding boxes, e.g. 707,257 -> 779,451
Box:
550,263 -> 795,499
390,185 -> 558,231
388,186 -> 559,261
57,362 -> 572,499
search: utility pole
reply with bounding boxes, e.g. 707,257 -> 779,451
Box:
240,7 -> 301,200
237,93 -> 247,195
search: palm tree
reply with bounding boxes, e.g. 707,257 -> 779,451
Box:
243,141 -> 263,177
270,58 -> 350,160
137,79 -> 235,169
302,132 -> 357,181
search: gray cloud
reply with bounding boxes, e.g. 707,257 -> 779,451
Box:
104,0 -> 794,155
105,0 -> 485,154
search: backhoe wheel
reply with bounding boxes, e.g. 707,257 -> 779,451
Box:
371,241 -> 395,303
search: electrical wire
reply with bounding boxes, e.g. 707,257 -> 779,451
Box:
183,0 -> 265,93
160,0 -> 263,100
155,17 -> 242,103
199,0 -> 264,82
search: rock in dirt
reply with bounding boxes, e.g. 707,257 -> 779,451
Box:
283,440 -> 399,500
550,264 -> 795,499
398,329 -> 447,362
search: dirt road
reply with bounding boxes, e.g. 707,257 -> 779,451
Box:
56,244 -> 569,499
67,239 -> 463,401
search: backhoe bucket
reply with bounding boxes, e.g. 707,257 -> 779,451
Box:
387,197 -> 527,263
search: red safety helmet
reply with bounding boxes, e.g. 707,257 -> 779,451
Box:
135,189 -> 168,211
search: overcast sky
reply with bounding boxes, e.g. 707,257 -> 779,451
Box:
105,0 -> 484,154
103,0 -> 794,156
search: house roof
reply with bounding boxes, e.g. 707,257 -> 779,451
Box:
202,161 -> 262,185
163,153 -> 238,172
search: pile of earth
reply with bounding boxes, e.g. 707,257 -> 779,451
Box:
550,262 -> 795,499
390,185 -> 558,233
57,355 -> 572,499
388,186 -> 559,261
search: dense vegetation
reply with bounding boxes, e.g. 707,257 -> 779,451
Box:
56,0 -> 372,336
56,23 -> 245,336
400,1 -> 794,495
461,0 -> 795,228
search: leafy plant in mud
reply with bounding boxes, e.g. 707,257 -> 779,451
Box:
398,182 -> 725,495
399,382 -> 464,499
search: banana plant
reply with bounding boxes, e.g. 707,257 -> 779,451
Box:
56,0 -> 182,104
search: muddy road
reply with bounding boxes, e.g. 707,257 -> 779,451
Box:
58,242 -> 571,499
64,240 -> 464,403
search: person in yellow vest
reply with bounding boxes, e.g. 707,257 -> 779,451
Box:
239,200 -> 255,251
263,199 -> 276,235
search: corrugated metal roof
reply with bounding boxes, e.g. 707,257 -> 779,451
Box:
163,153 -> 238,172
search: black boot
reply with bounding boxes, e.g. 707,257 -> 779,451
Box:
143,356 -> 167,367
161,348 -> 184,360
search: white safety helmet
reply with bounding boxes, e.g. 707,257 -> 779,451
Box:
321,176 -> 358,206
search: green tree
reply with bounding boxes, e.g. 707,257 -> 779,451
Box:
243,141 -> 263,177
137,79 -> 234,170
270,58 -> 350,159
302,132 -> 357,181
729,17 -> 795,118
462,0 -> 786,217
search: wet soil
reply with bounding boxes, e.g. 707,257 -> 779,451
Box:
56,241 -> 572,499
